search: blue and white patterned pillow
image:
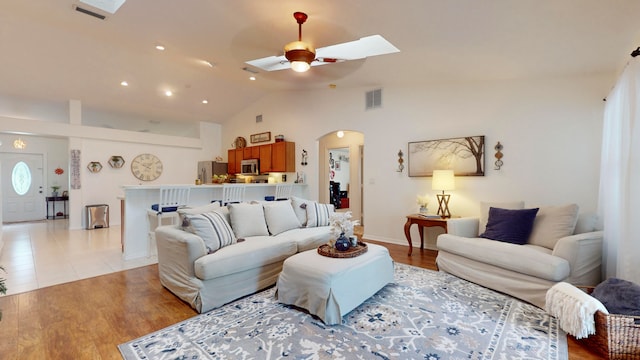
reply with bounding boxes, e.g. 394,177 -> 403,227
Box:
182,210 -> 237,253
305,202 -> 335,227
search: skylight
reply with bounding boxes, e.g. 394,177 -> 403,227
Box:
79,0 -> 127,14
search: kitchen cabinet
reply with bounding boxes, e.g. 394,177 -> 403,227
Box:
227,149 -> 235,174
243,146 -> 260,160
259,144 -> 272,173
227,148 -> 242,174
271,141 -> 295,172
229,141 -> 295,174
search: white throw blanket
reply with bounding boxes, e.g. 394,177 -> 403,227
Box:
545,282 -> 609,339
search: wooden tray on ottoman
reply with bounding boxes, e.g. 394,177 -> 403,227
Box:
318,242 -> 368,258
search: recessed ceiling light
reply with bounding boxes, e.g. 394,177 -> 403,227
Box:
203,60 -> 215,67
165,90 -> 173,97
337,131 -> 345,138
249,76 -> 256,81
202,100 -> 208,104
120,81 -> 128,86
155,44 -> 165,51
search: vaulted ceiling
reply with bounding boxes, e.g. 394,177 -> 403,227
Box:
1,1 -> 639,125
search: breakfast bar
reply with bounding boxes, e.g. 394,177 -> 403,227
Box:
121,183 -> 308,260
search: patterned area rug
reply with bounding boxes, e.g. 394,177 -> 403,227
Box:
119,264 -> 566,359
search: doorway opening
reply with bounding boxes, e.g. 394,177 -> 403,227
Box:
318,131 -> 364,226
1,153 -> 46,222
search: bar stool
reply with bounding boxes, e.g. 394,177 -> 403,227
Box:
221,184 -> 246,205
147,186 -> 191,255
275,183 -> 293,200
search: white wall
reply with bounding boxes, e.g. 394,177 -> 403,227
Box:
1,113 -> 222,229
0,73 -> 611,244
222,74 -> 610,245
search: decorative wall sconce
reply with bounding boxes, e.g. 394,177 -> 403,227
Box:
301,149 -> 308,166
397,149 -> 404,172
494,142 -> 504,170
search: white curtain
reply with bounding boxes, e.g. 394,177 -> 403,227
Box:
598,57 -> 640,283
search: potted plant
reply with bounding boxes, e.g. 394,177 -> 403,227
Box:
328,211 -> 360,250
417,194 -> 430,214
51,185 -> 60,197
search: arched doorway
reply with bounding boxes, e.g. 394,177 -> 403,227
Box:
318,130 -> 364,225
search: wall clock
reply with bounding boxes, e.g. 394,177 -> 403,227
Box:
131,153 -> 163,181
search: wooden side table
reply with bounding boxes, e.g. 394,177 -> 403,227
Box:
45,196 -> 69,220
404,214 -> 449,255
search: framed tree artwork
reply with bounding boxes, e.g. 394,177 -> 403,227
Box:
408,135 -> 485,177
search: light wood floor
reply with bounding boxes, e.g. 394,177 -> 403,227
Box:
0,239 -> 601,359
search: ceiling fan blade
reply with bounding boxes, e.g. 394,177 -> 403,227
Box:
315,35 -> 399,61
245,35 -> 399,72
245,55 -> 290,72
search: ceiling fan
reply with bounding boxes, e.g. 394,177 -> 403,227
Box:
245,12 -> 400,73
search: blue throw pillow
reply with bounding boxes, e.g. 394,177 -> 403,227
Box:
151,204 -> 178,212
480,207 -> 539,244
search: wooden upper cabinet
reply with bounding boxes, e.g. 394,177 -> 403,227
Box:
234,149 -> 243,172
259,144 -> 272,173
271,141 -> 295,172
227,148 -> 243,174
229,142 -> 295,174
243,146 -> 259,160
227,149 -> 237,174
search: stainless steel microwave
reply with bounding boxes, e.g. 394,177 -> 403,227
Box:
240,159 -> 259,175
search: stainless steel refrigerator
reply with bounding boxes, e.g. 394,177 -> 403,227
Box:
197,161 -> 228,183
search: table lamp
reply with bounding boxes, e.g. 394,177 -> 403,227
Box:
432,169 -> 455,218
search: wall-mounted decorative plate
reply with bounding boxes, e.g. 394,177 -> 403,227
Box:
109,155 -> 125,168
88,161 -> 103,173
234,136 -> 247,148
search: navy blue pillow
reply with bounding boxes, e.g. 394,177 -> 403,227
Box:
480,207 -> 539,245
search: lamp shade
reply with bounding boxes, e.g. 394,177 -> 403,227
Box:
432,170 -> 455,191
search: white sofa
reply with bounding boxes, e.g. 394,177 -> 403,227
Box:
155,197 -> 335,313
436,202 -> 603,308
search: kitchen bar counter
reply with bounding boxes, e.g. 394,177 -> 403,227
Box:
121,183 -> 308,260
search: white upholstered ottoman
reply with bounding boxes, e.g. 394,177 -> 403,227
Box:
276,243 -> 394,325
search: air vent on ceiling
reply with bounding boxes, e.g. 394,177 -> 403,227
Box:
256,114 -> 263,123
365,88 -> 382,110
73,4 -> 108,20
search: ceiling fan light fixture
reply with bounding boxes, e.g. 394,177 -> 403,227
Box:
290,61 -> 310,72
284,40 -> 315,72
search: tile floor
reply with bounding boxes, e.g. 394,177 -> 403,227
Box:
0,220 -> 157,296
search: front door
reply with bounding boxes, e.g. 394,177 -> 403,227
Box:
1,153 -> 45,222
